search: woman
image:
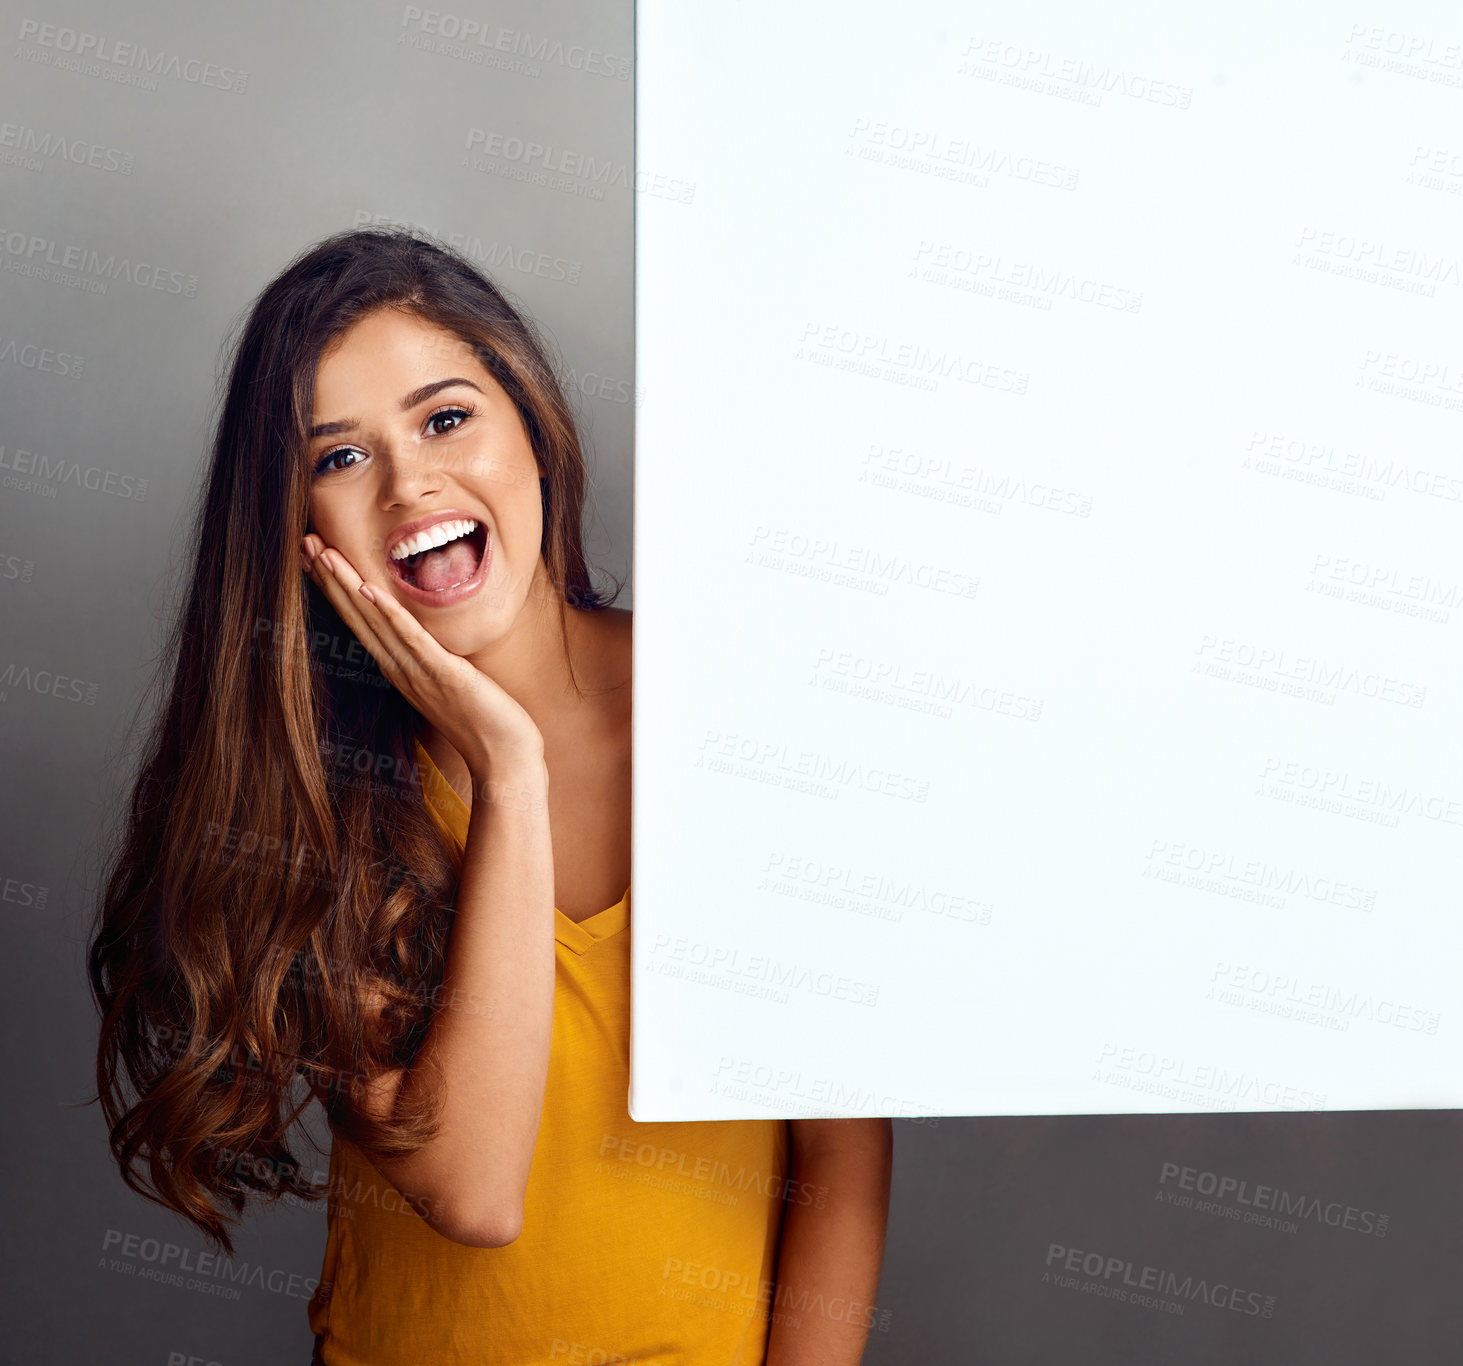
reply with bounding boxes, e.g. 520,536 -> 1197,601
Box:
88,227 -> 892,1364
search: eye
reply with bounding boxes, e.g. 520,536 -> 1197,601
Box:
426,403 -> 473,436
310,404 -> 475,477
313,446 -> 363,476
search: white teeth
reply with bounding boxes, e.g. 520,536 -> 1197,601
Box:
389,518 -> 479,561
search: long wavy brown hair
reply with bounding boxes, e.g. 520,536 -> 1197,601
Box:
86,227 -> 624,1255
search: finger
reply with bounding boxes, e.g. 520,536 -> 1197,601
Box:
317,547 -> 457,698
304,539 -> 459,699
343,575 -> 465,695
308,544 -> 404,680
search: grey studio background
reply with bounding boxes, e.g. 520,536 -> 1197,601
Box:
0,7 -> 1457,1366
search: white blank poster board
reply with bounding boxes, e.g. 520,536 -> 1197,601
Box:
629,1 -> 1463,1121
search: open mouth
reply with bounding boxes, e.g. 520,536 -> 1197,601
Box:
387,520 -> 489,593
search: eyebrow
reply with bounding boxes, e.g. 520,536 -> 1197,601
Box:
307,377 -> 485,439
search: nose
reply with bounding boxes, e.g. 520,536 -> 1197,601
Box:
377,435 -> 446,508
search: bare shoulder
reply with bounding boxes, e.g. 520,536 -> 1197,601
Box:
594,606 -> 632,683
565,604 -> 631,709
601,608 -> 632,737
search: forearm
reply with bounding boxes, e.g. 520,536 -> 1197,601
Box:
765,1121 -> 893,1366
380,755 -> 555,1243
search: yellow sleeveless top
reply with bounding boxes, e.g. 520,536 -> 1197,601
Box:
308,737 -> 791,1365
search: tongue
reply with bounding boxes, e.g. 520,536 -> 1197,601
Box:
411,538 -> 479,592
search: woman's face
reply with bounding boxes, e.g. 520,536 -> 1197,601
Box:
305,306 -> 546,654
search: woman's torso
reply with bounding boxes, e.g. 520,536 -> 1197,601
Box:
308,735 -> 792,1365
